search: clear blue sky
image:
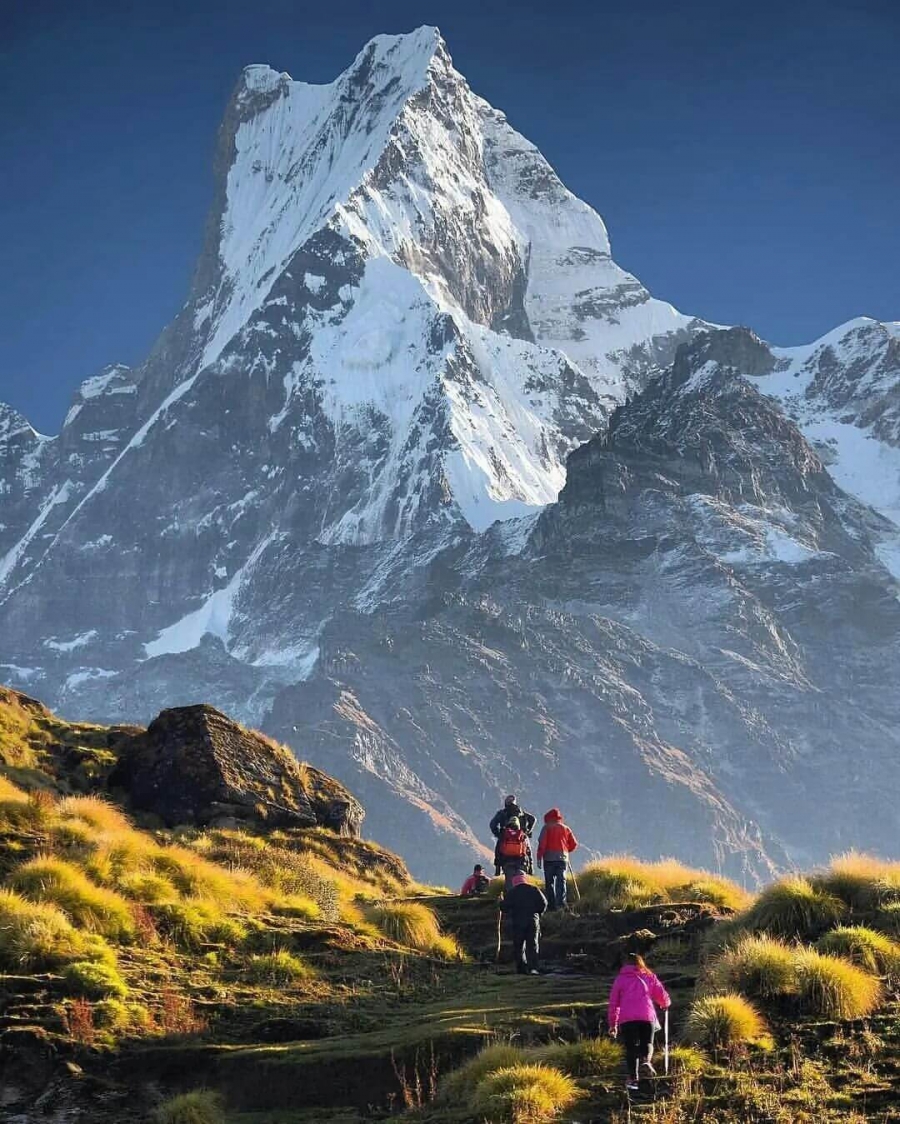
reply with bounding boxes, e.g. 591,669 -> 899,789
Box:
2,0 -> 898,433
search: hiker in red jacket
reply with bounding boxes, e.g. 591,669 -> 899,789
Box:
535,808 -> 578,910
608,952 -> 671,1092
459,864 -> 490,896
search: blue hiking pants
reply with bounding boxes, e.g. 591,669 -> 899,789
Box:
544,860 -> 567,910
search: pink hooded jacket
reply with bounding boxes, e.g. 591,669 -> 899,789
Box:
607,964 -> 671,1029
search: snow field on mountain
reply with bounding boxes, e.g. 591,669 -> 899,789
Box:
205,29 -> 441,369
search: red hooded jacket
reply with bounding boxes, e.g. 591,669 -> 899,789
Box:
536,809 -> 578,864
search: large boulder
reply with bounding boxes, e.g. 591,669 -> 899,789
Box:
109,703 -> 362,833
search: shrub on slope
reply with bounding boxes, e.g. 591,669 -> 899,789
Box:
0,888 -> 113,970
685,994 -> 772,1051
703,935 -> 798,1001
817,925 -> 900,979
472,1064 -> 582,1124
10,857 -> 136,941
793,949 -> 881,1019
739,877 -> 846,939
367,900 -> 461,958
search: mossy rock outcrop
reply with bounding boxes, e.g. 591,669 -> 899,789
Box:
108,703 -> 363,834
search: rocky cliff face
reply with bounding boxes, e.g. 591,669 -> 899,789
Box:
0,29 -> 898,882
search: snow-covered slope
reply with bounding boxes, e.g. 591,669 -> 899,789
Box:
0,28 -> 898,880
754,317 -> 900,577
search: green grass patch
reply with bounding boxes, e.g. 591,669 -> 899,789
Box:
10,856 -> 136,940
246,949 -> 310,985
0,887 -> 113,969
533,1035 -> 622,1076
153,1089 -> 225,1124
62,958 -> 129,999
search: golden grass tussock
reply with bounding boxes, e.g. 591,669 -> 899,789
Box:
792,948 -> 881,1019
684,993 -> 772,1050
814,852 -> 900,913
817,925 -> 900,979
245,949 -> 310,985
534,1036 -> 623,1076
367,900 -> 462,958
196,830 -> 337,919
576,855 -> 750,914
472,1064 -> 582,1124
9,857 -> 136,941
149,899 -> 246,948
0,775 -> 28,802
438,1043 -> 527,1101
57,794 -> 133,834
702,934 -> 798,1001
0,887 -> 114,970
153,1089 -> 225,1124
668,1044 -> 708,1075
739,876 -> 846,939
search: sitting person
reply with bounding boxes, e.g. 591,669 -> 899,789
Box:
460,863 -> 490,896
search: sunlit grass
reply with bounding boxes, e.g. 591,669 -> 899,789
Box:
0,887 -> 114,970
367,900 -> 462,958
472,1063 -> 582,1124
739,876 -> 846,939
793,949 -> 881,1019
575,855 -> 750,913
10,856 -> 136,941
685,993 -> 772,1050
702,934 -> 798,1001
817,925 -> 900,979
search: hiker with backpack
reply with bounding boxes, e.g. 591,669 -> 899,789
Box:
499,872 -> 547,974
535,807 -> 578,911
494,816 -> 533,887
459,864 -> 490,897
607,952 -> 671,1093
489,794 -> 536,840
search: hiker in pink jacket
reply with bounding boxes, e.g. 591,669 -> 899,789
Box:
607,952 -> 671,1091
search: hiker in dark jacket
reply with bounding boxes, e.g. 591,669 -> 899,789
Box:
536,808 -> 578,911
500,872 -> 547,974
494,816 -> 533,887
489,794 -> 536,839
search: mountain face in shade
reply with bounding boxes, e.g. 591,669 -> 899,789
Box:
1,29 -> 898,881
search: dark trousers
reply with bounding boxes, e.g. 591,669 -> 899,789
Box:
543,860 -> 567,910
619,1020 -> 654,1081
510,919 -> 540,973
502,862 -> 526,890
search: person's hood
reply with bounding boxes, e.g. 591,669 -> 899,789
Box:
619,964 -> 644,977
543,808 -> 563,823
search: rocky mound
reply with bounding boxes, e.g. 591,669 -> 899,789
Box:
0,688 -> 363,837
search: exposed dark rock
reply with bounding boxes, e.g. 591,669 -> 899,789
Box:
109,704 -> 319,829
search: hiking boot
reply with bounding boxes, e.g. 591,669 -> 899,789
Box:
640,1061 -> 656,1077
625,1081 -> 639,1092
529,969 -> 539,975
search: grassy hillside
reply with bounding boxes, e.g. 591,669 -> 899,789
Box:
3,688 -> 900,1123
